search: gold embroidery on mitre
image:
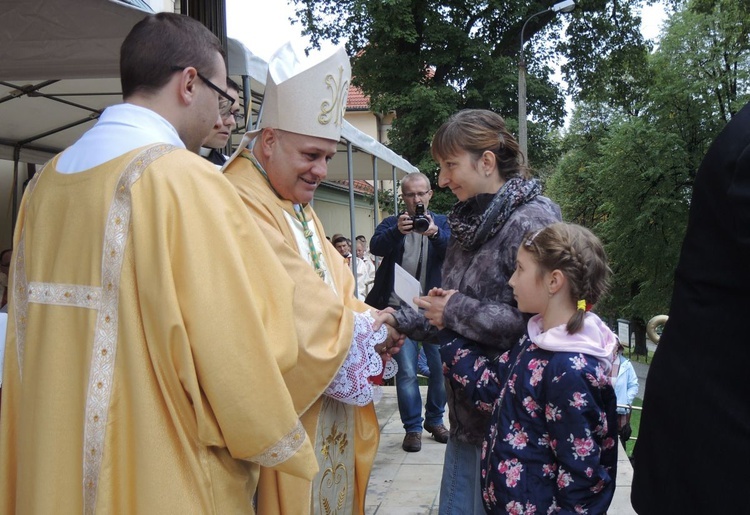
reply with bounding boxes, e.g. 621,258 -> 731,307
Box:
318,65 -> 349,128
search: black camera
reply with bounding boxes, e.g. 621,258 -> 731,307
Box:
411,203 -> 430,234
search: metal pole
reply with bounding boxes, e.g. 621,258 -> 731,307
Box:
517,1 -> 575,160
241,75 -> 251,128
519,8 -> 551,162
392,165 -> 398,216
518,56 -> 528,160
346,141 -> 359,298
11,146 -> 19,239
372,156 -> 380,230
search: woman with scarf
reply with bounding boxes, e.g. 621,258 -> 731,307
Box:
385,109 -> 561,513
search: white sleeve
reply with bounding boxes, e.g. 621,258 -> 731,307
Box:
324,310 -> 397,406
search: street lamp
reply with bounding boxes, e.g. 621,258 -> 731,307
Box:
518,0 -> 575,160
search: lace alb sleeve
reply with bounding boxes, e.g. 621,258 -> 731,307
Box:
323,310 -> 397,406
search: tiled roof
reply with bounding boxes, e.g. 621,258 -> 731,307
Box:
326,179 -> 375,194
347,84 -> 370,110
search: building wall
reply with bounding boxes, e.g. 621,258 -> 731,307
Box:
313,185 -> 378,240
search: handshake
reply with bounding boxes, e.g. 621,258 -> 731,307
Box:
370,287 -> 459,359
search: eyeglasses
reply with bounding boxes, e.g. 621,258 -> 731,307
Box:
402,191 -> 431,199
171,66 -> 234,117
223,109 -> 245,125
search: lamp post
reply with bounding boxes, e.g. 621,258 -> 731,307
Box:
518,0 -> 575,160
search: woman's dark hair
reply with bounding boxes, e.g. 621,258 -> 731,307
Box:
431,109 -> 529,180
522,223 -> 611,334
120,13 -> 226,99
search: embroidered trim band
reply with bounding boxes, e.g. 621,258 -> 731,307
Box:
28,282 -> 102,309
82,144 -> 175,514
248,420 -> 307,467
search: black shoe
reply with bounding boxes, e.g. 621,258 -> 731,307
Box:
424,423 -> 450,444
402,432 -> 422,452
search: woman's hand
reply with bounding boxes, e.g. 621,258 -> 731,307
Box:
414,288 -> 458,329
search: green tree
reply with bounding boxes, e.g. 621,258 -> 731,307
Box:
292,0 -> 650,182
548,0 -> 749,354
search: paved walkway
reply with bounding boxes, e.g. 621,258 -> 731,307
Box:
368,386 -> 636,514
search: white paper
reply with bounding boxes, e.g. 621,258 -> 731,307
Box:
394,263 -> 422,312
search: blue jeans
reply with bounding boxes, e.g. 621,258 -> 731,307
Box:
393,338 -> 446,432
439,437 -> 484,514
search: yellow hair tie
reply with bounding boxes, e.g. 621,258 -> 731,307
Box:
577,299 -> 587,311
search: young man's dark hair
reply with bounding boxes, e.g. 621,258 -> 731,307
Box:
226,77 -> 241,94
120,13 -> 226,99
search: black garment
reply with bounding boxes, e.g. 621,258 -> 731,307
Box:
204,148 -> 227,166
632,102 -> 750,514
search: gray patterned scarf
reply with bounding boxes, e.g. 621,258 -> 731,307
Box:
448,177 -> 542,251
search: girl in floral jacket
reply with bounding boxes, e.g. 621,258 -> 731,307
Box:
443,223 -> 619,514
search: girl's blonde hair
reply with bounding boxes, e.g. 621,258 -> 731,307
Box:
522,222 -> 611,334
431,109 -> 529,181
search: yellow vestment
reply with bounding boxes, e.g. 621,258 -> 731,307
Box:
0,145 -> 317,514
224,152 -> 379,514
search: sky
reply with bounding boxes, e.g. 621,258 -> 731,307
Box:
227,0 -> 670,61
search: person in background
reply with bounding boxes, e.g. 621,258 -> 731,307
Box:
383,109 -> 562,512
356,238 -> 375,296
614,341 -> 639,447
199,77 -> 242,166
632,101 -> 750,513
222,43 -> 403,514
367,172 -> 450,452
443,222 -> 619,514
356,234 -> 376,266
333,235 -> 369,300
0,13 -> 316,514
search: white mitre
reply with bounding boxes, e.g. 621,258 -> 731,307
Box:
259,43 -> 351,141
223,43 -> 352,169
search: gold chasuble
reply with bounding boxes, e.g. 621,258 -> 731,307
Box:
224,153 -> 379,514
0,145 -> 318,514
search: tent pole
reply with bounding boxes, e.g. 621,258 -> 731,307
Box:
242,75 -> 251,130
372,156 -> 379,231
11,146 -> 20,241
346,141 -> 358,298
392,165 -> 398,215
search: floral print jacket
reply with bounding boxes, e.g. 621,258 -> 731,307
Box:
442,328 -> 618,514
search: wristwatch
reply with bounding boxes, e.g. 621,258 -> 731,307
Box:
428,227 -> 439,240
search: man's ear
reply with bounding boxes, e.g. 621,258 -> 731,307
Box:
258,128 -> 278,158
176,67 -> 199,106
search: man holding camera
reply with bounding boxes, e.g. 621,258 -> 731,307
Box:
366,172 -> 450,452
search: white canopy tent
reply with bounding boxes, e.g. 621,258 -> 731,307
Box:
0,0 -> 418,292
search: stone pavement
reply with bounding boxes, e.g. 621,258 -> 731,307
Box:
368,385 -> 636,514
